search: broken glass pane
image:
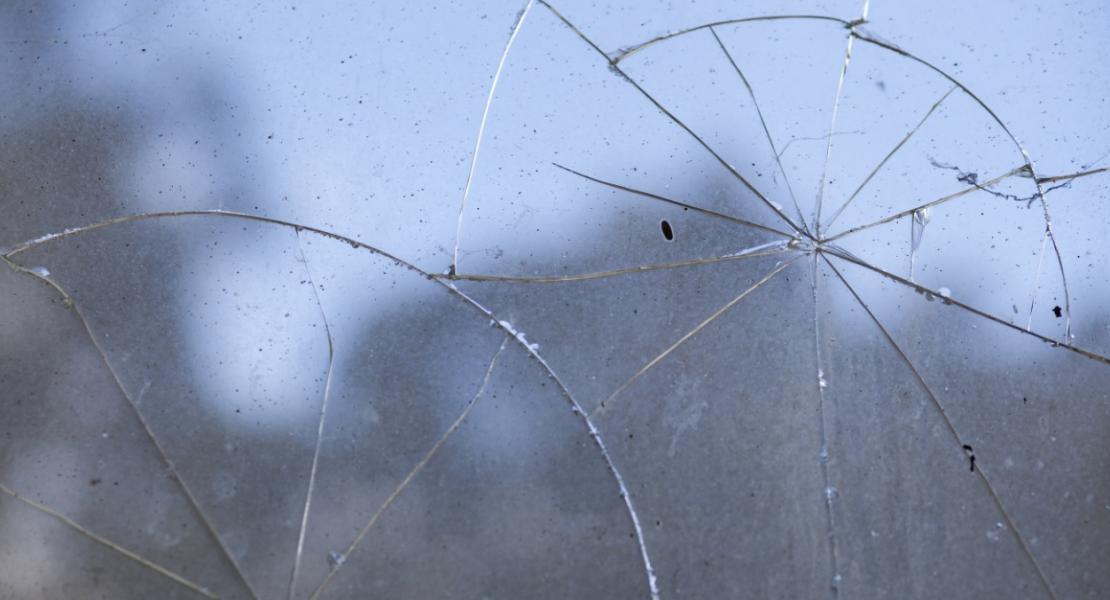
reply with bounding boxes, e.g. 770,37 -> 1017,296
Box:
2,1 -> 1109,598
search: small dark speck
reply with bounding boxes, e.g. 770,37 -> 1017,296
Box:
962,445 -> 976,472
660,219 -> 674,241
89,478 -> 101,486
1052,305 -> 1062,318
876,80 -> 886,91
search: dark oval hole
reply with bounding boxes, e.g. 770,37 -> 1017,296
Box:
660,219 -> 674,241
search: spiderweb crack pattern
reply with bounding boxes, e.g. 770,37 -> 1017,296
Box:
3,1 -> 1109,598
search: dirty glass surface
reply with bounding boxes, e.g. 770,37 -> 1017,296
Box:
1,0 -> 1108,598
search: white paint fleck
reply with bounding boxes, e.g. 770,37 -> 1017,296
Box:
498,319 -> 539,352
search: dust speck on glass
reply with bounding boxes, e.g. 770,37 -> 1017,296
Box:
1,0 -> 1108,598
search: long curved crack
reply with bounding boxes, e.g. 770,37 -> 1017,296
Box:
849,30 -> 1074,339
452,0 -> 536,275
5,11 -> 1109,598
611,15 -> 853,64
537,0 -> 813,240
3,208 -> 665,600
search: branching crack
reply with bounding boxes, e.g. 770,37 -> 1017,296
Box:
550,162 -> 797,239
442,240 -> 795,284
813,7 -> 865,237
848,29 -> 1074,341
591,255 -> 803,419
611,15 -> 853,65
708,25 -> 810,236
823,86 -> 958,231
824,164 -> 1030,242
287,230 -> 336,600
536,0 -> 814,240
308,337 -> 510,600
1,206 -> 669,600
6,9 -> 1110,598
0,482 -> 217,599
822,254 -> 1059,600
928,158 -> 1048,207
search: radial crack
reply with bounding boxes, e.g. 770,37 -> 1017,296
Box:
709,25 -> 811,235
824,164 -> 1030,242
592,255 -> 803,419
810,254 -> 841,596
0,256 -> 261,600
308,337 -> 510,600
821,254 -> 1059,600
536,0 -> 813,240
820,248 -> 1110,365
1035,165 -> 1109,185
287,230 -> 337,600
823,86 -> 958,232
813,8 -> 866,236
443,240 -> 795,284
551,162 -> 797,239
0,483 -> 218,599
452,0 -> 535,275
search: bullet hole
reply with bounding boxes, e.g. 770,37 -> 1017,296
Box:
660,219 -> 674,241
1052,305 -> 1062,318
962,444 -> 976,472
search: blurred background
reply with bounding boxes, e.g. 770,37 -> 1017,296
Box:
1,1 -> 1108,598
